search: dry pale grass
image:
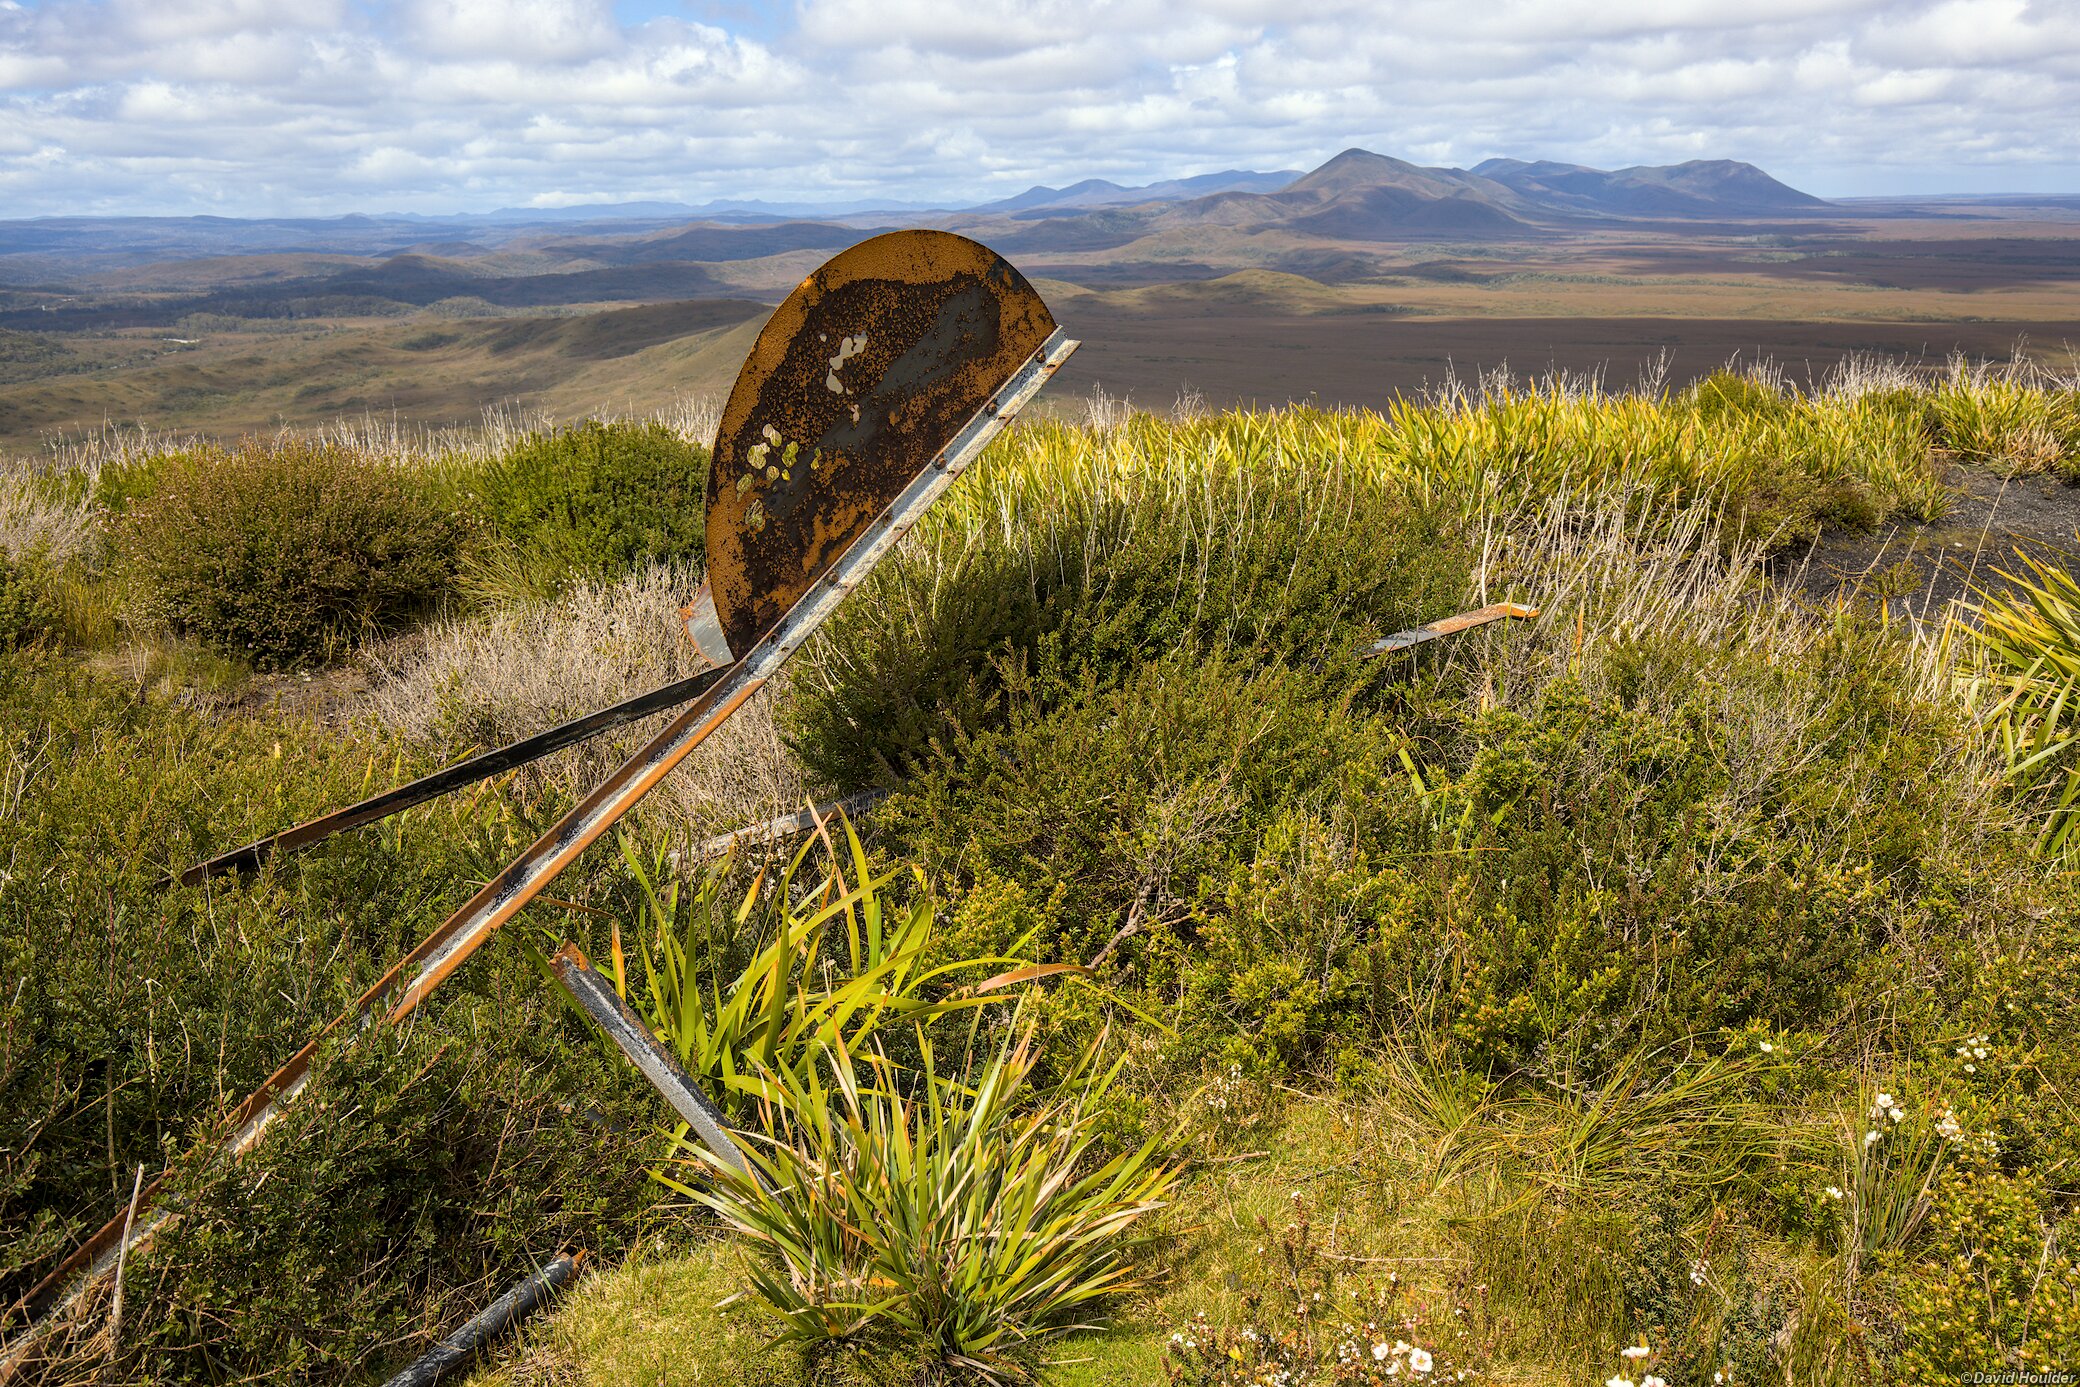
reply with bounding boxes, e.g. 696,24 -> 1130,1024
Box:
311,396 -> 723,470
363,561 -> 814,848
1822,351 -> 1925,400
0,467 -> 95,565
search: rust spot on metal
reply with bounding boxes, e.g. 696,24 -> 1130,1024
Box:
704,230 -> 1057,656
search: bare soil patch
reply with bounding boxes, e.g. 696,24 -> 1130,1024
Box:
1774,464 -> 2080,617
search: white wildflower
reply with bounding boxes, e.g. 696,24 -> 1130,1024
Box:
1758,1040 -> 1773,1053
1409,1347 -> 1433,1373
1825,1185 -> 1843,1200
1621,1346 -> 1652,1361
1374,1342 -> 1392,1362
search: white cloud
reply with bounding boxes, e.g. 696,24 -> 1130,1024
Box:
0,0 -> 2072,215
401,0 -> 620,63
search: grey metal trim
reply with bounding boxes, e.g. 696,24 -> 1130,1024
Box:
546,948 -> 763,1189
682,581 -> 735,668
692,789 -> 887,862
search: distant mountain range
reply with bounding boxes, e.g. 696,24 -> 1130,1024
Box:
968,170 -> 1304,216
0,148 -> 1846,315
466,154 -> 1824,229
981,149 -> 1832,251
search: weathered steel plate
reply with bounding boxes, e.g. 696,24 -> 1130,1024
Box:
702,230 -> 1057,656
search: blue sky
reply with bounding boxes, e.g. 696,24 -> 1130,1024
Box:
0,0 -> 2074,217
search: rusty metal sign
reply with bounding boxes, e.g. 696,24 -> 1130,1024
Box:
169,235 -> 1058,890
693,233 -> 1058,659
4,230 -> 1075,1366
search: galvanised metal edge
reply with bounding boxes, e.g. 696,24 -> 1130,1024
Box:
546,945 -> 762,1189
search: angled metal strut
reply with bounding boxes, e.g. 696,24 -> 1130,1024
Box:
169,666 -> 730,887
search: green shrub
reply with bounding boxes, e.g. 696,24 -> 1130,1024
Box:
0,651 -> 659,1380
452,420 -> 708,604
117,438 -> 461,666
789,444 -> 1463,789
1893,1149 -> 2080,1380
1684,368 -> 1790,423
130,1001 -> 659,1384
611,822 -> 1022,1135
869,602 -> 2028,1080
1928,375 -> 2080,475
1967,548 -> 2080,857
0,550 -> 60,649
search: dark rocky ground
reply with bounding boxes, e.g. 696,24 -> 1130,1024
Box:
1775,462 -> 2080,620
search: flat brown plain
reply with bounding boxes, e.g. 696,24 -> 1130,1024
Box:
1,206 -> 2076,452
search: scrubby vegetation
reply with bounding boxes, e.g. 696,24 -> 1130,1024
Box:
437,417 -> 709,607
4,358 -> 2080,1385
120,439 -> 465,666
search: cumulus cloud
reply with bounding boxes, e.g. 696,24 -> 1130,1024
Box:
0,0 -> 2072,215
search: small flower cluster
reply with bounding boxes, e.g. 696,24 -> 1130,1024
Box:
1954,1033 -> 1990,1075
1688,1258 -> 1708,1288
1934,1107 -> 1965,1144
1602,1341 -> 1678,1387
1861,1089 -> 1909,1150
1338,1338 -> 1435,1375
1163,1196 -> 1484,1386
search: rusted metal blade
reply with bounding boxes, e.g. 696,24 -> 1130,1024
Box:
702,230 -> 1058,657
167,666 -> 729,889
1367,602 -> 1539,655
546,945 -> 763,1189
7,232 -> 1073,1353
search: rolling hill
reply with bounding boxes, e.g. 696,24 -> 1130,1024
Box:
985,147 -> 1832,251
1472,157 -> 1828,215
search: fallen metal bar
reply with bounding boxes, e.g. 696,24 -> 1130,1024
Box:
168,666 -> 730,889
1367,602 -> 1539,655
547,945 -> 762,1188
692,788 -> 886,862
379,1250 -> 586,1387
5,328 -> 1079,1349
